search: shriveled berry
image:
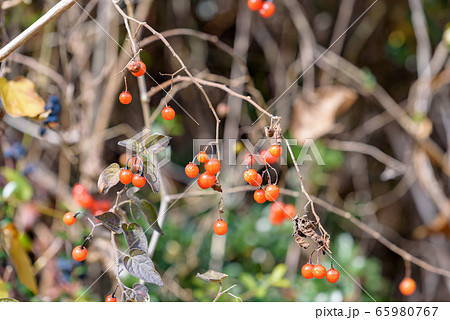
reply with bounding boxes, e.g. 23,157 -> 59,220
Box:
131,61 -> 146,77
213,219 -> 228,235
161,106 -> 175,121
127,61 -> 141,73
254,189 -> 266,203
301,263 -> 314,279
198,172 -> 216,189
119,169 -> 133,185
63,212 -> 76,226
185,162 -> 199,178
205,158 -> 221,174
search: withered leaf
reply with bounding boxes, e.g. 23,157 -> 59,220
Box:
196,270 -> 228,283
95,212 -> 123,234
97,163 -> 121,194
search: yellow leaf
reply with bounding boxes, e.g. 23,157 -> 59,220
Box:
0,223 -> 38,294
0,76 -> 45,118
0,280 -> 8,298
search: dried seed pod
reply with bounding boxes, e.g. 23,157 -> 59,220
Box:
265,126 -> 275,138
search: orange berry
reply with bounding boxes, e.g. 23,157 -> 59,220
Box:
312,264 -> 326,279
326,268 -> 340,283
259,1 -> 275,18
269,144 -> 282,157
301,263 -> 314,279
269,209 -> 284,225
77,193 -> 94,209
244,168 -> 258,184
72,245 -> 88,262
131,61 -> 146,77
119,169 -> 133,185
105,295 -> 117,302
161,106 -> 175,121
205,158 -> 221,174
248,0 -> 263,11
197,151 -> 209,163
198,172 -> 216,189
213,219 -> 228,235
399,277 -> 416,296
119,91 -> 132,104
185,162 -> 199,178
284,204 -> 296,220
265,185 -> 279,201
249,173 -> 263,187
132,174 -> 146,188
63,212 -> 76,226
253,189 -> 266,203
260,149 -> 278,165
127,61 -> 141,73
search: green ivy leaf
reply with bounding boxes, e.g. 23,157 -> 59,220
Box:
144,134 -> 171,153
97,163 -> 121,194
122,223 -> 148,251
196,270 -> 228,283
138,200 -> 163,235
123,249 -> 163,287
95,212 -> 123,234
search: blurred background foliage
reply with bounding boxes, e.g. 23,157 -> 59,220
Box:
1,0 -> 450,302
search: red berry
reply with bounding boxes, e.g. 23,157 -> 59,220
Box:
119,91 -> 132,104
205,158 -> 221,174
253,189 -> 266,203
63,212 -> 76,226
131,61 -> 146,77
185,162 -> 199,178
284,204 -> 296,220
399,277 -> 416,296
105,295 -> 117,302
119,169 -> 133,185
244,168 -> 258,184
326,268 -> 340,283
301,263 -> 314,279
213,219 -> 228,235
248,0 -> 263,11
77,193 -> 94,209
161,106 -> 175,121
269,209 -> 284,225
72,183 -> 86,195
260,149 -> 278,165
269,144 -> 282,157
132,174 -> 146,188
92,200 -> 112,213
249,173 -> 263,187
312,264 -> 326,279
259,1 -> 275,18
265,185 -> 279,201
72,245 -> 88,262
197,151 -> 209,163
198,172 -> 216,189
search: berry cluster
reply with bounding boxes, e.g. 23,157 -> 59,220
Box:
269,202 -> 295,225
244,144 -> 282,204
247,0 -> 276,18
72,183 -> 111,216
62,212 -> 89,262
119,156 -> 146,188
301,263 -> 340,283
118,60 -> 147,105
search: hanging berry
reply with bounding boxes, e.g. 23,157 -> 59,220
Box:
312,264 -> 326,279
119,169 -> 133,185
72,245 -> 88,262
247,0 -> 263,11
197,151 -> 209,163
326,268 -> 340,283
249,173 -> 263,187
204,158 -> 221,174
244,168 -> 258,184
131,61 -> 146,77
105,295 -> 117,302
253,189 -> 266,203
265,184 -> 279,201
198,172 -> 216,189
119,91 -> 132,104
399,277 -> 416,296
132,174 -> 146,188
63,212 -> 76,226
269,144 -> 282,157
161,106 -> 175,121
185,162 -> 199,178
301,263 -> 314,279
213,219 -> 228,235
259,1 -> 275,18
